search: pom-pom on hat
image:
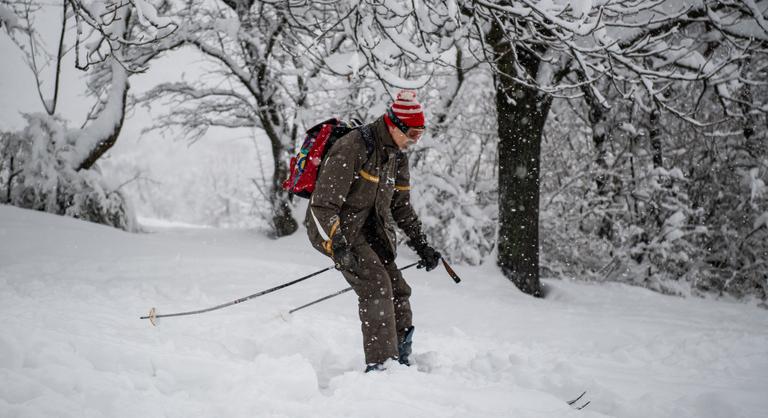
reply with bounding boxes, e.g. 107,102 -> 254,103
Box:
385,89 -> 425,132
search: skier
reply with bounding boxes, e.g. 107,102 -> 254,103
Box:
305,90 -> 442,372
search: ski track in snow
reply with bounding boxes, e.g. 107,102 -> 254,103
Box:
1,205 -> 766,418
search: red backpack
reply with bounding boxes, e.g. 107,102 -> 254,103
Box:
282,118 -> 374,199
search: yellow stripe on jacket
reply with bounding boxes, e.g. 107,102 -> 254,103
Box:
359,170 -> 379,183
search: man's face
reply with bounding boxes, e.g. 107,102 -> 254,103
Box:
389,125 -> 425,150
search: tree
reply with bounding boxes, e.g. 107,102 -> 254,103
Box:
311,0 -> 768,297
0,0 -> 176,228
137,0 -> 364,237
536,52 -> 767,299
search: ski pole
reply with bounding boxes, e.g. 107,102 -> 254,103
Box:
141,264 -> 336,326
439,258 -> 462,283
288,287 -> 354,314
289,259 -> 463,315
288,261 -> 419,315
416,258 -> 462,283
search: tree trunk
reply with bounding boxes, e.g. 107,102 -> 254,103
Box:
582,87 -> 614,241
490,26 -> 550,297
74,9 -> 131,172
232,5 -> 297,238
260,111 -> 298,237
738,81 -> 763,163
270,148 -> 298,237
649,107 -> 663,168
76,69 -> 129,171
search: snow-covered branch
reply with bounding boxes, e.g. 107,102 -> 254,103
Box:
68,0 -> 177,71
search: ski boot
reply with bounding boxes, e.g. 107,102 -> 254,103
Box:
398,326 -> 415,366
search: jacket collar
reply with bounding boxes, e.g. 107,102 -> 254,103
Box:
374,115 -> 398,151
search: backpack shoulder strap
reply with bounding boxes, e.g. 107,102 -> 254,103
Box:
359,125 -> 375,160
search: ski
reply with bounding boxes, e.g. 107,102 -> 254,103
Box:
567,391 -> 590,410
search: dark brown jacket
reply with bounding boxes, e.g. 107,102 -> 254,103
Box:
305,116 -> 423,261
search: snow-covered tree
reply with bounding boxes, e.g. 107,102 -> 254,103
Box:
298,0 -> 768,297
0,0 -> 176,229
136,0 -> 368,237
537,60 -> 767,299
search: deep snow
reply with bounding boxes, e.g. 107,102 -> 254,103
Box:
1,205 -> 766,418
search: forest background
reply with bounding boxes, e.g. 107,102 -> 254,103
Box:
1,0 -> 766,302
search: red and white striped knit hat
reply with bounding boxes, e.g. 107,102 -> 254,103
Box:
385,89 -> 425,130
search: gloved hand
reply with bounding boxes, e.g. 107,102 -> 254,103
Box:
331,234 -> 358,272
416,244 -> 441,272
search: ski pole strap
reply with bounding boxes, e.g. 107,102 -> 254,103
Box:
140,264 -> 336,322
441,259 -> 461,283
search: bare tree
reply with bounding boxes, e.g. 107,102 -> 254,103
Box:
137,1 -> 360,237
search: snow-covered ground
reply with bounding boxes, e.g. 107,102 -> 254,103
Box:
1,205 -> 766,418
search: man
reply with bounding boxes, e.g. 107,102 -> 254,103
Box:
305,90 -> 442,372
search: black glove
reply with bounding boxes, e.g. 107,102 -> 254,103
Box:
331,234 -> 358,272
416,244 -> 441,272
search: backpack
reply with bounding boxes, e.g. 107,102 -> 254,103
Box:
282,118 -> 374,199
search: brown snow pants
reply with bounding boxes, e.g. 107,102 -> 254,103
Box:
341,242 -> 413,365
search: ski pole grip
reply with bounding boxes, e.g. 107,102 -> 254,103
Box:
441,259 -> 461,283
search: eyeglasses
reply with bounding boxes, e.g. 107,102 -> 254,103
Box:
405,127 -> 425,140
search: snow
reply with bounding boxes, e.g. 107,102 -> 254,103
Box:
324,51 -> 361,76
755,212 -> 768,230
446,0 -> 459,21
1,204 -> 768,418
133,0 -> 174,30
569,0 -> 593,18
0,4 -> 21,33
741,0 -> 768,36
379,70 -> 431,89
213,15 -> 241,40
747,167 -> 766,203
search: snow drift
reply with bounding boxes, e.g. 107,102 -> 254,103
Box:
0,205 -> 766,418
